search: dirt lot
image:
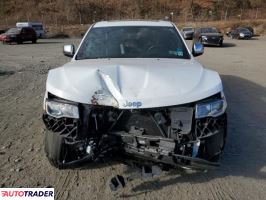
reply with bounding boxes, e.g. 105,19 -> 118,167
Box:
0,37 -> 266,200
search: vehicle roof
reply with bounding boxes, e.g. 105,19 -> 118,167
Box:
16,22 -> 43,24
93,20 -> 174,27
7,27 -> 21,31
8,27 -> 21,29
7,27 -> 34,32
198,27 -> 217,29
241,26 -> 253,29
237,27 -> 249,31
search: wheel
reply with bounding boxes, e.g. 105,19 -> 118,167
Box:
17,39 -> 22,44
219,41 -> 223,47
202,115 -> 227,162
204,129 -> 226,162
32,39 -> 37,44
44,130 -> 66,168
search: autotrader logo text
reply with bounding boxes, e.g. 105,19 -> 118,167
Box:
0,188 -> 54,200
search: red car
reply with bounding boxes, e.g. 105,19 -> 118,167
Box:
0,27 -> 37,44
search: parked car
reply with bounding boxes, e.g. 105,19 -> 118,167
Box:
0,27 -> 37,44
194,27 -> 224,47
16,22 -> 45,38
242,26 -> 254,37
42,20 -> 227,169
227,27 -> 252,39
181,27 -> 194,40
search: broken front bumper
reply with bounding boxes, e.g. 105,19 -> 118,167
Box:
43,102 -> 227,169
113,132 -> 221,169
112,113 -> 226,169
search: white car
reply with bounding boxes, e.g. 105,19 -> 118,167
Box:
43,20 -> 227,169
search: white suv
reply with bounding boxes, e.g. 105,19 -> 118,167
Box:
43,21 -> 227,169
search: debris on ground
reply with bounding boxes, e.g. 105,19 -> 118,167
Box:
109,175 -> 126,191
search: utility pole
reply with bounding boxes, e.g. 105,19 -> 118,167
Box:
170,12 -> 174,22
79,11 -> 82,24
224,6 -> 228,21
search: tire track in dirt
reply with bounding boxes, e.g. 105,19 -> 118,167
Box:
55,171 -> 73,199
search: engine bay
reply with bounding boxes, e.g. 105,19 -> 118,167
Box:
43,100 -> 226,169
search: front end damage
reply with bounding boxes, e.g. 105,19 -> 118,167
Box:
42,92 -> 227,169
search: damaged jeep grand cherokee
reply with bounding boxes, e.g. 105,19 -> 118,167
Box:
42,21 -> 227,169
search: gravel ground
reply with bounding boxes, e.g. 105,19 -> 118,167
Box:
0,37 -> 266,200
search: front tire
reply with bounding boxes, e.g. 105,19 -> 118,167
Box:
44,130 -> 66,168
202,114 -> 227,162
204,129 -> 226,162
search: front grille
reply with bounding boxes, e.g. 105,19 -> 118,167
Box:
206,37 -> 220,43
113,110 -> 163,137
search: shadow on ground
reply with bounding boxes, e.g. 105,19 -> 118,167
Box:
3,41 -> 63,45
119,75 -> 266,197
0,70 -> 15,76
25,41 -> 63,45
222,42 -> 237,48
205,42 -> 236,48
249,37 -> 260,40
35,41 -> 64,44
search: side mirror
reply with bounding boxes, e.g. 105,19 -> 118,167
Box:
192,42 -> 204,57
63,44 -> 75,58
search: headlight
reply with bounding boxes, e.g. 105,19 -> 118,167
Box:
45,100 -> 79,119
195,94 -> 227,119
239,33 -> 245,37
202,36 -> 208,40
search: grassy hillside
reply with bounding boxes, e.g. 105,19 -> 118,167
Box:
0,0 -> 266,36
0,0 -> 266,26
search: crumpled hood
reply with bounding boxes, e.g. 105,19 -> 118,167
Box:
46,58 -> 223,109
